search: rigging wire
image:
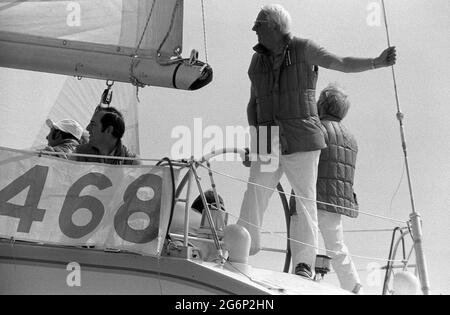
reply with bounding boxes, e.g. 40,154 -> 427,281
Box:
199,164 -> 406,225
388,163 -> 406,214
28,147 -> 408,264
130,0 -> 157,95
34,148 -> 163,163
200,0 -> 209,63
224,210 -> 405,264
135,0 -> 157,54
262,229 -> 396,234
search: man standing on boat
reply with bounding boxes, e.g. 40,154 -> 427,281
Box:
44,118 -> 84,159
74,106 -> 140,165
315,83 -> 362,293
239,4 -> 396,278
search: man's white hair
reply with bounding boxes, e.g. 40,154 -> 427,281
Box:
261,4 -> 292,35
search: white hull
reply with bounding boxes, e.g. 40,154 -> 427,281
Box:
0,239 -> 348,295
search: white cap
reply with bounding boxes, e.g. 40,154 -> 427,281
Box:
46,118 -> 84,141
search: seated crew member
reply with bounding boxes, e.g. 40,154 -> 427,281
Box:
44,118 -> 84,159
74,106 -> 140,165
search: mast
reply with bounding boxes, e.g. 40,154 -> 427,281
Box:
381,0 -> 430,295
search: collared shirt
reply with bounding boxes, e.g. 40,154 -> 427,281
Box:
74,141 -> 140,165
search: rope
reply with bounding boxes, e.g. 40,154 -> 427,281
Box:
199,164 -> 406,225
22,148 -> 163,163
135,0 -> 157,55
129,0 -> 157,90
389,164 -> 405,213
157,0 -> 182,57
200,0 -> 209,63
262,229 -> 396,234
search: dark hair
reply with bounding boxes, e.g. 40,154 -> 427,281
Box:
97,106 -> 125,140
191,190 -> 225,214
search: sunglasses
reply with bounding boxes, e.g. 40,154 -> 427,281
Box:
253,20 -> 270,28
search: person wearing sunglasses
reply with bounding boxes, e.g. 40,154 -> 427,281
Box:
239,4 -> 396,280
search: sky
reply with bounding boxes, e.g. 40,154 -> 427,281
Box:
0,0 -> 448,295
136,0 -> 450,294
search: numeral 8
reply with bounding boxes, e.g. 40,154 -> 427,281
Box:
114,174 -> 162,244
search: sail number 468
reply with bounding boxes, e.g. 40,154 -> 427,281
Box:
0,165 -> 162,244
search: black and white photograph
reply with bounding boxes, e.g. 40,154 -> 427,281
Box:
0,0 -> 448,299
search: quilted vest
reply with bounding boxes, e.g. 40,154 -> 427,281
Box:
248,36 -> 326,154
317,117 -> 359,218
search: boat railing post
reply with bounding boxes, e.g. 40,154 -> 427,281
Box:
382,228 -> 410,295
183,165 -> 195,247
205,160 -> 228,229
190,163 -> 224,262
410,212 -> 431,295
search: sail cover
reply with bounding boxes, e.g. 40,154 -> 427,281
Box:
0,0 -> 212,90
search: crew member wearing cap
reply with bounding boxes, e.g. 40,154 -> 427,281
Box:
75,106 -> 140,165
44,118 -> 84,159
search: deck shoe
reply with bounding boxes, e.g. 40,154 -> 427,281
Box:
295,263 -> 313,279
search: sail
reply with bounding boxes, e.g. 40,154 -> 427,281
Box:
0,69 -> 140,153
0,0 -> 213,152
34,77 -> 141,155
0,0 -> 148,152
0,0 -> 212,90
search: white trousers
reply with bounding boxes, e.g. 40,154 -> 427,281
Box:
238,150 -> 321,270
318,211 -> 361,292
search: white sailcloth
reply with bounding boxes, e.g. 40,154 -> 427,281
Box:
0,0 -> 212,89
0,0 -> 183,56
0,0 -> 210,152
